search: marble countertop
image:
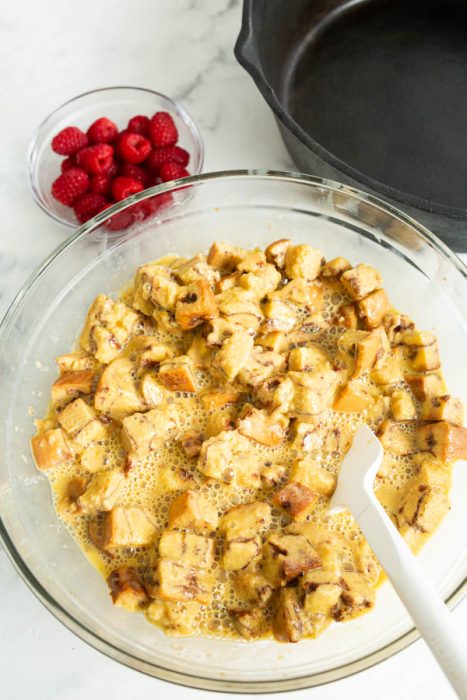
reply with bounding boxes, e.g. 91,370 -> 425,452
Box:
1,1 -> 465,698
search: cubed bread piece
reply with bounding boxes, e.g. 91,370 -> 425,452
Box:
201,390 -> 244,410
288,524 -> 345,574
216,272 -> 240,293
216,288 -> 262,333
378,420 -> 417,456
333,572 -> 375,621
173,253 -> 220,287
321,256 -> 351,277
99,506 -> 157,549
260,461 -> 287,488
401,331 -> 440,371
420,395 -> 464,426
198,429 -> 261,486
300,568 -> 341,592
236,249 -> 268,272
223,536 -> 262,571
304,580 -> 342,616
146,599 -> 201,636
234,570 -> 274,607
56,350 -> 94,373
406,372 -> 445,401
262,299 -> 298,332
219,501 -> 272,540
354,541 -> 381,586
95,357 -> 145,420
390,390 -> 417,421
333,382 -> 374,412
80,443 -> 111,472
370,353 -> 404,387
158,465 -> 196,492
76,470 -> 124,514
284,244 -> 324,280
57,476 -> 88,520
58,398 -> 107,447
175,279 -> 218,330
136,338 -> 173,369
255,374 -> 295,410
341,264 -> 382,301
238,265 -> 281,300
159,530 -> 215,568
186,334 -> 213,368
265,238 -> 291,269
357,289 -> 391,329
270,279 -> 323,311
412,453 -> 451,490
333,302 -> 359,329
157,559 -> 212,604
288,369 -> 340,418
205,407 -> 237,438
180,431 -> 204,458
211,330 -> 254,382
229,607 -> 266,640
262,533 -> 321,587
122,404 -> 180,457
51,369 -> 95,407
207,241 -> 247,270
132,262 -> 180,314
398,483 -> 449,534
31,428 -> 71,470
168,490 -> 219,532
256,331 -> 289,354
237,405 -> 289,447
417,422 -> 467,461
107,567 -> 149,611
80,294 -> 139,364
238,346 -> 286,387
140,373 -> 165,408
158,355 -> 197,392
273,588 -> 309,643
273,482 -> 319,521
383,312 -> 415,344
288,345 -> 329,372
291,419 -> 327,453
289,459 -> 337,496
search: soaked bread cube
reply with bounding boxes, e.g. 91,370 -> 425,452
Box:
58,398 -> 107,447
256,330 -> 289,354
159,530 -> 214,568
383,312 -> 415,345
420,395 -> 464,426
333,572 -> 375,621
273,482 -> 319,521
132,262 -> 180,314
198,429 -> 260,486
262,533 -> 321,587
417,421 -> 467,461
146,599 -> 201,636
56,350 -> 94,373
107,566 -> 149,611
219,501 -> 271,540
273,588 -> 309,643
289,459 -> 337,496
402,331 -> 440,371
238,264 -> 281,300
211,330 -> 254,382
333,382 -> 374,412
158,355 -> 197,392
140,373 -> 165,408
31,428 -> 71,470
157,560 -> 212,604
291,419 -> 327,453
80,294 -> 139,364
173,253 -> 220,287
270,279 -> 323,311
288,369 -> 340,418
234,570 -> 274,607
333,302 -> 358,329
51,369 -> 95,407
238,346 -> 286,388
303,580 -> 342,617
223,536 -> 262,571
80,443 -> 111,472
100,506 -> 157,549
237,405 -> 289,447
284,244 -> 324,280
406,372 -> 445,401
77,469 -> 124,514
260,461 -> 287,488
341,264 -> 382,301
288,345 -> 329,372
262,298 -> 298,332
265,238 -> 291,269
336,328 -> 389,378
320,256 -> 351,277
207,241 -> 247,270
216,288 -> 262,333
378,420 -> 417,456
201,390 -> 245,410
357,289 -> 391,329
180,430 -> 204,458
95,357 -> 146,420
175,279 -> 218,330
390,390 -> 417,421
398,482 -> 449,534
354,541 -> 381,586
229,607 -> 266,639
168,490 -> 219,532
205,406 -> 237,438
122,404 -> 180,457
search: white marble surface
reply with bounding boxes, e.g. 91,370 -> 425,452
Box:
0,1 -> 465,698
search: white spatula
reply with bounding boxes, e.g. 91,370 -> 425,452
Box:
330,423 -> 467,698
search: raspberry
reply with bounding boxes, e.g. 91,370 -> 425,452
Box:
119,163 -> 151,187
51,167 -> 90,206
61,156 -> 76,173
105,208 -> 136,231
159,162 -> 189,182
127,115 -> 150,136
146,146 -> 190,173
87,117 -> 118,144
149,112 -> 178,147
73,192 -> 109,223
117,132 -> 151,164
112,176 -> 144,201
107,161 -> 119,178
76,144 -> 114,175
51,126 -> 88,156
90,174 -> 113,198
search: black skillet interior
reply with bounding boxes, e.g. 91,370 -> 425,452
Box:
237,0 -> 467,235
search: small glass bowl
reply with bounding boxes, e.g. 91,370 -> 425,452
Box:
27,86 -> 204,227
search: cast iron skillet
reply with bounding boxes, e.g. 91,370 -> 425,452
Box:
235,0 -> 467,251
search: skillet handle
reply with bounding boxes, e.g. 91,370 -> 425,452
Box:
358,502 -> 467,699
234,0 -> 265,79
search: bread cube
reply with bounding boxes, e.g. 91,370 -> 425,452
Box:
158,355 -> 197,392
406,372 -> 445,401
157,559 -> 212,604
159,530 -> 214,568
201,390 -> 244,410
288,345 -> 329,372
238,346 -> 286,388
31,428 -> 71,470
173,253 -> 220,287
122,404 -> 180,457
80,294 -> 139,364
271,279 -> 323,312
175,279 -> 218,330
76,470 -> 124,514
333,302 -> 358,329
223,536 -> 262,571
390,390 -> 417,421
168,490 -> 218,532
321,256 -> 351,277
237,405 -> 289,447
80,443 -> 110,472
56,350 -> 94,373
304,581 -> 342,616
284,244 -> 324,280
333,382 -> 374,412
288,369 -> 340,418
260,461 -> 287,488
357,289 -> 391,329
229,607 -> 266,640
207,240 -> 247,270
341,264 -> 382,301
107,566 -> 149,611
383,312 -> 415,344
140,373 -> 165,408
234,570 -> 274,607
180,430 -> 204,458
95,357 -> 145,420
291,419 -> 327,452
265,238 -> 291,269
186,334 -> 213,368
378,420 -> 417,456
420,395 -> 464,426
198,429 -> 260,486
354,541 -> 381,586
238,265 -> 281,301
289,459 -> 337,496
398,483 -> 449,534
132,262 -> 180,313
211,330 -> 254,382
146,599 -> 201,636
100,506 -> 158,549
51,369 -> 94,407
417,421 -> 467,461
255,374 -> 295,411
58,398 -> 106,447
256,331 -> 289,354
262,299 -> 298,332
262,533 -> 321,587
336,328 -> 389,378
219,502 -> 271,540
273,482 -> 319,521
273,588 -> 309,643
205,407 -> 237,438
216,272 -> 240,293
333,572 -> 375,621
402,331 -> 440,371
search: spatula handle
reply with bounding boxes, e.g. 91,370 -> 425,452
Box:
358,503 -> 467,699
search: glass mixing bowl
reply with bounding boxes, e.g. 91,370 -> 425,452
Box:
0,171 -> 466,692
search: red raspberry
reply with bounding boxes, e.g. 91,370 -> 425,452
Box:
119,163 -> 151,187
105,208 -> 136,232
117,132 -> 151,164
61,156 -> 76,173
73,192 -> 109,223
146,146 -> 190,173
90,174 -> 113,198
107,160 -> 119,178
76,144 -> 114,175
112,176 -> 144,201
159,162 -> 189,182
127,115 -> 150,136
149,112 -> 178,147
51,126 -> 88,156
87,117 -> 118,144
51,167 -> 90,206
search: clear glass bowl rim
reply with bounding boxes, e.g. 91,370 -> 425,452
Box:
1,169 -> 466,693
26,85 -> 205,228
